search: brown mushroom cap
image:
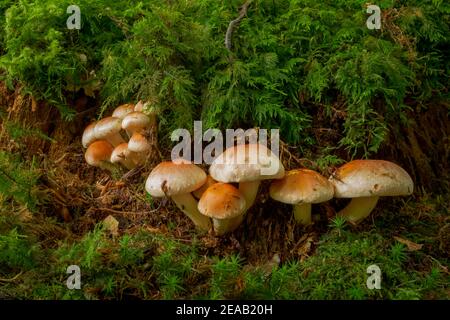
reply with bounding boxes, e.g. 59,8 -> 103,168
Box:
85,140 -> 114,167
122,111 -> 151,133
209,143 -> 285,183
112,103 -> 135,119
128,133 -> 151,153
198,183 -> 246,220
270,169 -> 334,204
192,175 -> 217,199
145,161 -> 207,197
94,116 -> 123,140
82,121 -> 97,148
329,160 -> 414,198
111,143 -> 131,164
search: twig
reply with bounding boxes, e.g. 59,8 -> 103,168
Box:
225,1 -> 252,51
0,271 -> 23,283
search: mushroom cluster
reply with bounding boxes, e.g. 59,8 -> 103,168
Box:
82,101 -> 156,171
145,146 -> 414,235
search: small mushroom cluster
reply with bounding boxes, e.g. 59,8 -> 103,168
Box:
145,144 -> 414,236
82,101 -> 155,171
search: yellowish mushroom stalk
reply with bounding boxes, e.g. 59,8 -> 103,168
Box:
171,193 -> 212,231
239,180 -> 261,211
293,203 -> 312,225
337,196 -> 380,223
212,217 -> 241,236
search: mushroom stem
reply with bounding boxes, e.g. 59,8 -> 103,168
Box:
239,180 -> 261,210
120,158 -> 136,170
128,151 -> 146,166
337,196 -> 380,223
293,203 -> 312,225
171,193 -> 212,231
98,161 -> 119,172
107,133 -> 126,147
212,215 -> 244,236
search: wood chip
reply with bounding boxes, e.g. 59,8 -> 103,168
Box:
394,236 -> 423,251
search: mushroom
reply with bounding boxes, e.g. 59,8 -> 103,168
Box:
122,111 -> 151,135
145,161 -> 212,231
84,140 -> 115,171
111,143 -> 136,170
209,143 -> 284,211
134,100 -> 144,112
128,133 -> 151,165
198,183 -> 246,236
94,116 -> 126,147
329,160 -> 414,223
82,121 -> 97,148
112,103 -> 135,119
270,169 -> 334,225
192,175 -> 217,200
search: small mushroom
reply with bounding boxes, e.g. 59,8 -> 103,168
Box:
82,121 -> 97,148
192,175 -> 217,200
270,169 -> 334,225
145,161 -> 212,231
210,143 -> 284,211
329,160 -> 414,223
112,103 -> 135,119
134,100 -> 144,112
198,183 -> 246,236
84,140 -> 115,171
94,116 -> 126,147
128,133 -> 151,165
111,143 -> 136,170
122,111 -> 151,135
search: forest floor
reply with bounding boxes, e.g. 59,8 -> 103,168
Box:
0,83 -> 449,300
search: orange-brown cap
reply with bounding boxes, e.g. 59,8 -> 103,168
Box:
112,103 -> 135,119
128,133 -> 151,153
82,121 -> 97,148
145,161 -> 207,197
329,160 -> 414,198
198,183 -> 246,220
85,140 -> 114,167
122,111 -> 151,133
193,175 -> 217,199
210,144 -> 284,183
270,169 -> 334,204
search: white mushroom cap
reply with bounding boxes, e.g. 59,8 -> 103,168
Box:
112,103 -> 135,119
82,121 -> 97,148
128,133 -> 151,153
145,161 -> 207,197
198,183 -> 246,220
85,140 -> 113,167
329,160 -> 414,198
270,169 -> 334,204
122,111 -> 151,134
94,117 -> 123,140
209,144 -> 284,183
